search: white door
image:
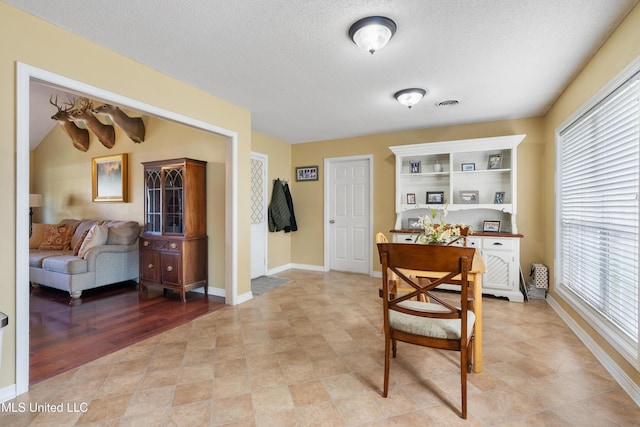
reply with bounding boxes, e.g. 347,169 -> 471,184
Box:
250,153 -> 267,279
326,157 -> 371,274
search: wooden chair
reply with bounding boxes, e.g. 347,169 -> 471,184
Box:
376,242 -> 476,419
375,233 -> 427,302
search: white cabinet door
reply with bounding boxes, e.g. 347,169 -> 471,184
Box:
482,238 -> 523,302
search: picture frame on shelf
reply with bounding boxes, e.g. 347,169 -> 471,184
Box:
459,190 -> 479,204
409,160 -> 421,173
408,217 -> 422,229
406,193 -> 416,204
488,153 -> 503,169
426,191 -> 445,204
483,220 -> 501,233
461,163 -> 475,171
92,153 -> 128,202
295,165 -> 318,181
494,191 -> 505,204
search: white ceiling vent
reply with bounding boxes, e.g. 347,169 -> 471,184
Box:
436,99 -> 460,107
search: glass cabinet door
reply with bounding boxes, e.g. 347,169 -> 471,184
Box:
163,167 -> 184,234
145,168 -> 162,233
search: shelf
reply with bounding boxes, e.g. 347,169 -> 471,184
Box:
399,203 -> 513,213
400,171 -> 449,177
451,168 -> 511,175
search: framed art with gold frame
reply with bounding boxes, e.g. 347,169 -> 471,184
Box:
92,153 -> 129,202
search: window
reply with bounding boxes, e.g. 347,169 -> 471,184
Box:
557,63 -> 640,366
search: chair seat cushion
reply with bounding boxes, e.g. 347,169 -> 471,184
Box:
390,300 -> 475,340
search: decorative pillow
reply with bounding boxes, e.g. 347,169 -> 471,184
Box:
70,220 -> 99,249
73,228 -> 91,256
78,224 -> 109,259
38,224 -> 74,251
29,223 -> 46,249
103,221 -> 140,245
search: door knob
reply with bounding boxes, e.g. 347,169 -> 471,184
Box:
329,220 -> 335,224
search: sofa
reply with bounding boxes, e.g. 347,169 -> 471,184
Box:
29,219 -> 140,298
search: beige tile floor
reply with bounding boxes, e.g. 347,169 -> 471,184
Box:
2,270 -> 640,426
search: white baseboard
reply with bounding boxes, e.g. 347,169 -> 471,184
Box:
0,383 -> 16,404
267,263 -> 327,275
546,294 -> 640,407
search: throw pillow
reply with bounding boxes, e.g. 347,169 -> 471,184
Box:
73,228 -> 91,256
38,224 -> 73,251
78,224 -> 109,259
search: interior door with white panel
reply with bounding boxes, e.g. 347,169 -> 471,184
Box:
250,153 -> 267,279
327,157 -> 371,274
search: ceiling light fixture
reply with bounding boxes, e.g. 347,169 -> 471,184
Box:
394,88 -> 426,108
349,16 -> 397,54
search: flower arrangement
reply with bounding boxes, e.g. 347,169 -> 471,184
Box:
414,205 -> 471,244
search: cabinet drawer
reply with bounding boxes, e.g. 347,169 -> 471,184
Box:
482,238 -> 514,251
450,236 -> 482,249
393,233 -> 418,243
140,238 -> 182,251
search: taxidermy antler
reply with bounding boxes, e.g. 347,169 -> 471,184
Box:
68,98 -> 115,149
92,104 -> 145,143
49,95 -> 90,152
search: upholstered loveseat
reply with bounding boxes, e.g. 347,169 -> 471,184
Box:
29,219 -> 140,298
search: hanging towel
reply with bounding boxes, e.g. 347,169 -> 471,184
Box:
268,179 -> 291,232
283,181 -> 298,232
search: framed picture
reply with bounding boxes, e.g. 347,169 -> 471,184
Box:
483,220 -> 501,233
407,217 -> 422,229
461,163 -> 475,171
459,190 -> 479,204
296,165 -> 318,181
494,191 -> 505,204
406,193 -> 416,204
409,160 -> 421,173
426,191 -> 445,204
488,153 -> 503,169
92,153 -> 128,202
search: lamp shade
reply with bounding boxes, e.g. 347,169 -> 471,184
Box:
29,194 -> 43,208
349,16 -> 396,54
394,88 -> 427,108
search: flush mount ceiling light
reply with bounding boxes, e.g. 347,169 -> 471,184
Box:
349,16 -> 397,54
394,88 -> 427,108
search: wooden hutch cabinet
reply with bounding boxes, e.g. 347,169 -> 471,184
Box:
139,158 -> 208,302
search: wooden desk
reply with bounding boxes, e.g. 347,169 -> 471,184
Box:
391,251 -> 487,373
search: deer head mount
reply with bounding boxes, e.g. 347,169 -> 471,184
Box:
92,103 -> 145,143
68,98 -> 115,149
49,95 -> 90,152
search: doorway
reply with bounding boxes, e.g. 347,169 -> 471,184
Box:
250,152 -> 268,279
323,155 -> 373,274
15,63 -> 240,396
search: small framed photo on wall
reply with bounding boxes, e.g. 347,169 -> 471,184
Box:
461,163 -> 475,171
494,191 -> 505,204
295,165 -> 318,181
407,193 -> 416,204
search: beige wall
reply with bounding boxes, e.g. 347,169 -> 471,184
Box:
290,117 -> 546,273
0,3 -> 252,389
251,131 -> 293,270
33,115 -> 228,290
543,4 -> 640,386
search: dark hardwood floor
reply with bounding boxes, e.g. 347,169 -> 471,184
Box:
29,281 -> 225,385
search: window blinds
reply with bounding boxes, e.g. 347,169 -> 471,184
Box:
558,72 -> 640,342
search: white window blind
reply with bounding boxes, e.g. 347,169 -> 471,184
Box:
558,71 -> 640,346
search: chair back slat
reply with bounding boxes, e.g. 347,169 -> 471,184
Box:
377,243 -> 475,318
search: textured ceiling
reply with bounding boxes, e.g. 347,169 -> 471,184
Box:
6,0 -> 638,147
